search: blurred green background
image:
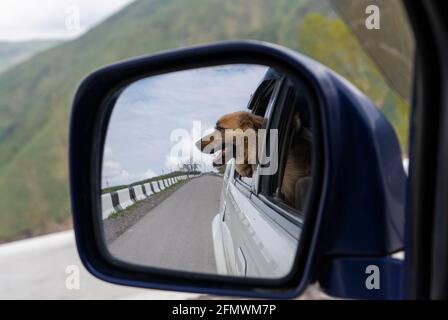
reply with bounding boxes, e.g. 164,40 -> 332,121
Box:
0,0 -> 412,242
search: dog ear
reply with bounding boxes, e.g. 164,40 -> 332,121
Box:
252,114 -> 264,129
239,113 -> 264,130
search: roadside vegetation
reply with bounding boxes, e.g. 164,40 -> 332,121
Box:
298,13 -> 410,151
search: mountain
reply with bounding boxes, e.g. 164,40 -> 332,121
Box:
0,40 -> 59,73
297,13 -> 410,149
0,0 -> 335,241
0,0 -> 410,242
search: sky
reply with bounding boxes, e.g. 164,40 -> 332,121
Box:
102,64 -> 268,188
0,0 -> 134,41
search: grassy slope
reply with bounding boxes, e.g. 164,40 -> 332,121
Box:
0,0 -> 333,240
0,40 -> 59,73
297,13 -> 410,150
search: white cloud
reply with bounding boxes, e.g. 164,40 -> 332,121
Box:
0,0 -> 134,41
101,146 -> 131,187
102,159 -> 130,185
104,64 -> 268,185
142,169 -> 156,180
164,126 -> 213,171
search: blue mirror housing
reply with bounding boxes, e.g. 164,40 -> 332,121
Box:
69,41 -> 405,299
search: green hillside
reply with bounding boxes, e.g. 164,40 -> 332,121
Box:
297,13 -> 410,149
0,40 -> 59,73
0,0 -> 333,241
0,0 -> 409,241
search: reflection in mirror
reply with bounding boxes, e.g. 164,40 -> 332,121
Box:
100,64 -> 314,279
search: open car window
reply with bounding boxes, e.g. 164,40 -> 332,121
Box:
252,76 -> 314,218
234,76 -> 281,189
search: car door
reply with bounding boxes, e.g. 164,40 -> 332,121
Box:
217,76 -> 280,276
219,76 -> 300,278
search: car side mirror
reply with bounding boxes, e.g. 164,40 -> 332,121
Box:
70,41 -> 405,299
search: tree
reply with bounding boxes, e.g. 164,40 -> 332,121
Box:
298,13 -> 410,152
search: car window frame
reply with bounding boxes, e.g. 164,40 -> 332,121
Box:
253,75 -> 316,226
233,77 -> 283,193
232,75 -> 307,229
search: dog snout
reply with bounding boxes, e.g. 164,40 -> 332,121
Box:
195,133 -> 217,153
195,138 -> 203,151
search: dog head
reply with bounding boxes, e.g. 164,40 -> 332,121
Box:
195,111 -> 264,177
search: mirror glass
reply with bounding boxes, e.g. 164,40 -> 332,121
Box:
100,64 -> 314,279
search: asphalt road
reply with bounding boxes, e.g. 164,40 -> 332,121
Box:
0,229 -> 332,299
0,230 -> 198,299
0,173 -> 334,299
109,175 -> 223,275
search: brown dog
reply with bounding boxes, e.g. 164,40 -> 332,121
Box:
196,111 -> 311,210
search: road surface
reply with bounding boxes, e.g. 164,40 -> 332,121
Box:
0,174 -> 332,299
0,230 -> 199,299
109,175 -> 222,275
